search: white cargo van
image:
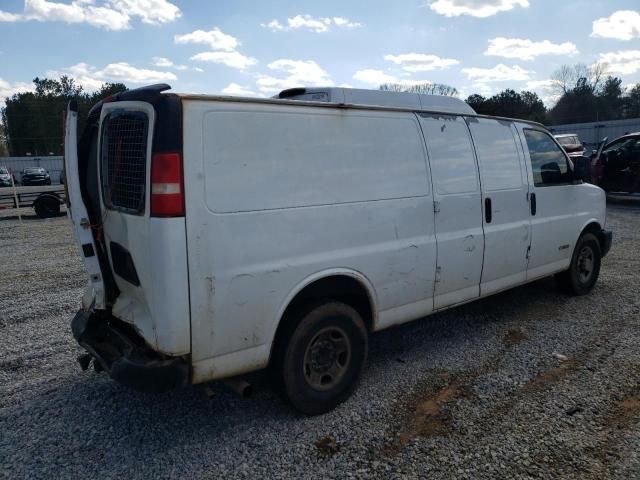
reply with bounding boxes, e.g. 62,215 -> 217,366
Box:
65,84 -> 612,414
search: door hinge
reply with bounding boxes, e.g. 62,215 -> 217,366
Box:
435,265 -> 442,283
526,245 -> 531,260
433,201 -> 440,214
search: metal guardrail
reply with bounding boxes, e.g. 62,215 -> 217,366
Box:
0,185 -> 64,208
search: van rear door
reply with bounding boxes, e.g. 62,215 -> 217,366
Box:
64,101 -> 106,309
96,98 -> 191,356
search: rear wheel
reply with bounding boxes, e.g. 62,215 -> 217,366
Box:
273,301 -> 368,415
556,232 -> 601,295
34,196 -> 61,218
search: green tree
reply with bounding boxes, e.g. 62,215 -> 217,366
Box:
465,89 -> 547,123
623,83 -> 640,118
1,77 -> 127,156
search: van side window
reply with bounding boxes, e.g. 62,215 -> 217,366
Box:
420,115 -> 478,195
467,119 -> 523,190
523,129 -> 571,187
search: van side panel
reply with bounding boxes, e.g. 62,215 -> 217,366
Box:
182,100 -> 437,382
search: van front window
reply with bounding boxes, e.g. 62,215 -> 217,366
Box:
524,129 -> 571,187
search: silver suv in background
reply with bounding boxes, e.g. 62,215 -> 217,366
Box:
554,134 -> 586,159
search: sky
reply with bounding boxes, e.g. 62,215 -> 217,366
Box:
0,0 -> 639,107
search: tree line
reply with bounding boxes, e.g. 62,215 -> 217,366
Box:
380,62 -> 640,126
1,76 -> 126,157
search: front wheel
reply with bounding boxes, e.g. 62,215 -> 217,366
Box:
556,232 -> 601,295
274,301 -> 368,415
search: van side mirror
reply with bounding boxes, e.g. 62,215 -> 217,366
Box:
574,155 -> 591,182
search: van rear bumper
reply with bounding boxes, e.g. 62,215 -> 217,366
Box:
71,309 -> 190,393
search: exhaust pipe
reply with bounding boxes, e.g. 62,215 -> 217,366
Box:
221,377 -> 252,398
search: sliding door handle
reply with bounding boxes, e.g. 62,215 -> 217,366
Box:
485,197 -> 492,223
530,192 -> 537,216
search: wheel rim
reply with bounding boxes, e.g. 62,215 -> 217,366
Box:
577,245 -> 595,283
303,326 -> 351,391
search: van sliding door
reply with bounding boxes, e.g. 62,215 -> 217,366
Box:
466,118 -> 531,295
417,114 -> 484,309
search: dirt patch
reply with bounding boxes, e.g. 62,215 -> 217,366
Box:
384,382 -> 463,456
607,393 -> 640,430
315,436 -> 339,456
503,328 -> 529,346
526,359 -> 578,390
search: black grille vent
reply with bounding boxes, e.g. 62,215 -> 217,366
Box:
101,111 -> 149,213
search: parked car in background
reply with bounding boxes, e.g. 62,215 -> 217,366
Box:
591,132 -> 640,194
0,166 -> 12,187
554,134 -> 585,158
20,167 -> 51,186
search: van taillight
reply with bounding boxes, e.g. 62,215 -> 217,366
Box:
150,152 -> 184,217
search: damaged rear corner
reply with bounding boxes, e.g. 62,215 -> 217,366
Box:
72,309 -> 191,393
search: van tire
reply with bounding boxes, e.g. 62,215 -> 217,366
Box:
555,232 -> 601,296
274,301 -> 368,415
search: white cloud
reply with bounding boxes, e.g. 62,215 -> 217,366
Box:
0,78 -> 32,107
261,14 -> 361,33
384,53 -> 459,72
332,17 -> 360,28
485,37 -> 578,61
428,0 -> 529,18
256,59 -> 333,94
0,0 -> 180,30
221,83 -> 257,96
176,27 -> 255,71
352,69 -> 435,88
599,50 -> 640,75
592,10 -> 640,41
0,10 -> 21,22
263,19 -> 284,31
462,63 -> 532,82
151,56 -> 200,72
107,0 -> 180,25
525,79 -> 561,106
353,69 -> 399,85
287,14 -> 330,32
191,51 -> 257,70
152,56 -> 174,67
174,27 -> 239,51
48,62 -> 176,91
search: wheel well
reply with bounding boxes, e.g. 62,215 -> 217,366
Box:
270,275 -> 374,362
581,222 -> 603,249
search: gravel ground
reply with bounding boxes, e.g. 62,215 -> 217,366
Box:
1,200 -> 639,479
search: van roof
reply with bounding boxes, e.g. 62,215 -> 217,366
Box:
114,83 -> 545,129
276,87 -> 476,115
